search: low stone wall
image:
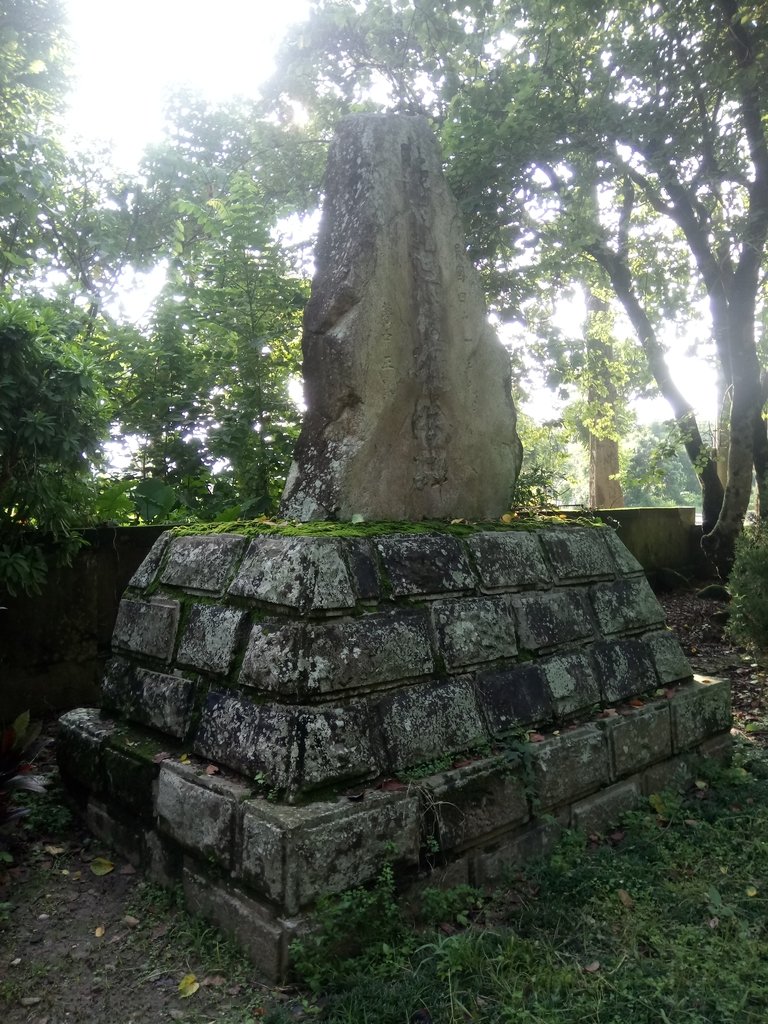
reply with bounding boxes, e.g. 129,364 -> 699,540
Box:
594,507 -> 703,574
59,676 -> 730,980
56,523 -> 732,980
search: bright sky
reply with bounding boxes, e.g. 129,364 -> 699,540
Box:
62,0 -> 310,171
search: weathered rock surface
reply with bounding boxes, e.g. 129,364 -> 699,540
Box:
280,114 -> 521,521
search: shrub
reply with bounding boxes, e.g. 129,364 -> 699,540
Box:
727,519 -> 768,649
0,297 -> 107,595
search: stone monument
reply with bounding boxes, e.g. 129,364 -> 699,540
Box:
57,115 -> 730,981
281,114 -> 521,521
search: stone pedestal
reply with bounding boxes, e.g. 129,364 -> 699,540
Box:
57,524 -> 731,980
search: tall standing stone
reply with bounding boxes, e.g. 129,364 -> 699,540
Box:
280,114 -> 521,522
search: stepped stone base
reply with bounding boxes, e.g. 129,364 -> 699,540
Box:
57,524 -> 731,980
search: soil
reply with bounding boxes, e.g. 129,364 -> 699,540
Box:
2,584 -> 768,1024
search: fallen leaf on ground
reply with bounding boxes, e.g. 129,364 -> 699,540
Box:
205,764 -> 219,775
584,961 -> 601,973
529,733 -> 545,743
44,845 -> 65,856
628,699 -> 644,708
178,973 -> 200,998
746,885 -> 758,897
378,779 -> 406,792
152,751 -> 171,764
179,753 -> 190,764
202,975 -> 227,987
94,925 -> 105,938
89,857 -> 114,876
123,915 -> 140,927
118,864 -> 136,875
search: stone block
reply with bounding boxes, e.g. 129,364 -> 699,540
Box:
513,590 -> 594,652
476,663 -> 553,735
239,610 -> 433,698
699,732 -> 733,762
229,536 -> 355,613
177,603 -> 247,675
375,533 -> 475,596
670,677 -> 731,752
603,530 -> 644,576
528,725 -> 610,809
237,792 -> 420,913
57,708 -> 116,790
591,638 -> 658,704
193,692 -> 293,788
421,758 -> 529,852
471,815 -> 569,886
183,864 -> 287,982
645,630 -> 692,684
465,531 -> 551,591
143,829 -> 183,888
128,531 -> 172,590
590,578 -> 665,635
601,702 -> 672,777
343,538 -> 381,601
156,762 -> 245,868
112,598 -> 180,662
102,745 -> 158,821
160,534 -> 246,593
102,658 -> 196,739
540,650 -> 600,718
85,799 -> 144,866
642,754 -> 695,795
294,705 -> 380,791
431,595 -> 517,670
539,529 -> 615,582
377,679 -> 486,771
571,779 -> 642,834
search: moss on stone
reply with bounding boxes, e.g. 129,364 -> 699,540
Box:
170,512 -> 605,542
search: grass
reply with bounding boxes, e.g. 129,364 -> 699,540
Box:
5,738 -> 768,1023
280,743 -> 768,1023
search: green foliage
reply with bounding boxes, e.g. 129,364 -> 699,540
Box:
0,297 -> 107,594
728,520 -> 768,649
621,421 -> 703,510
418,885 -> 483,927
0,711 -> 47,827
289,864 -> 409,992
515,412 -> 587,507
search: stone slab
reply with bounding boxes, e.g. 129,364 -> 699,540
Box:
539,529 -> 615,582
528,724 -> 610,809
670,677 -> 731,752
156,762 -> 248,868
377,678 -> 486,771
193,693 -> 293,788
603,529 -> 644,576
540,650 -> 601,718
102,658 -> 196,739
375,533 -> 475,597
128,531 -> 172,590
476,663 -> 553,735
183,863 -> 288,982
465,531 -> 551,591
177,603 -> 247,675
422,758 -> 529,852
590,577 -> 665,635
229,536 -> 356,613
294,705 -> 380,791
645,630 -> 692,684
160,534 -> 246,592
112,598 -> 180,662
239,610 -> 433,697
513,589 -> 594,651
431,595 -> 517,670
591,638 -> 658,704
601,702 -> 672,777
571,779 -> 642,834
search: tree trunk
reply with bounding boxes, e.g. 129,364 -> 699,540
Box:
589,434 -> 623,508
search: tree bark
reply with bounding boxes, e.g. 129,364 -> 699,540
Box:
589,434 -> 623,508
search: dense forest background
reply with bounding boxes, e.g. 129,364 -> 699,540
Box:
1,0 -> 766,594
